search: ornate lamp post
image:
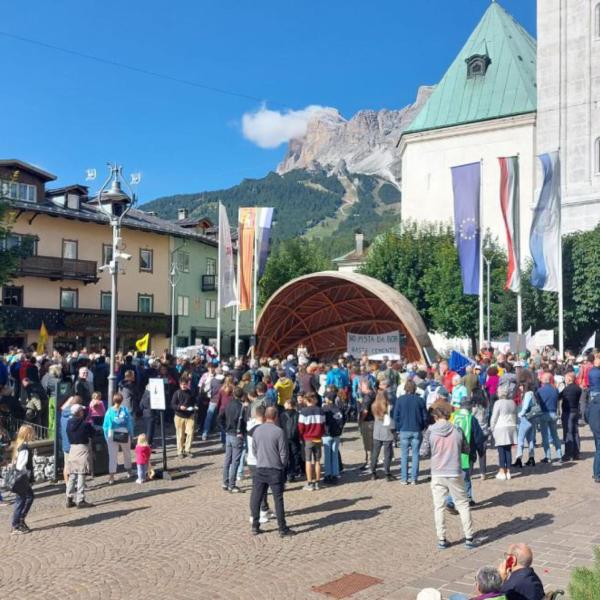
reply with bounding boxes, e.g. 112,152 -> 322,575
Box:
94,164 -> 137,403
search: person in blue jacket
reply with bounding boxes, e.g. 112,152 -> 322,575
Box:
103,392 -> 134,484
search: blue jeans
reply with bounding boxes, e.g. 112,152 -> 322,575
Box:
540,412 -> 562,459
399,431 -> 421,482
223,433 -> 243,488
594,434 -> 600,481
516,416 -> 535,459
202,402 -> 217,437
237,439 -> 248,478
323,436 -> 341,477
12,487 -> 34,528
137,463 -> 148,481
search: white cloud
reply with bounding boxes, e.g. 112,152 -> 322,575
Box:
241,104 -> 331,148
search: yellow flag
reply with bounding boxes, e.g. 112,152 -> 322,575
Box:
37,321 -> 48,354
135,333 -> 150,353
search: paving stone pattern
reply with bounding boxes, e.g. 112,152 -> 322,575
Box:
1,424 -> 598,599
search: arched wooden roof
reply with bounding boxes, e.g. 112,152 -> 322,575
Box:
256,271 -> 433,362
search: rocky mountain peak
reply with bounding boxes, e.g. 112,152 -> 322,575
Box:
277,86 -> 434,185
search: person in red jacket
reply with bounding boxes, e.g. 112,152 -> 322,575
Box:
298,393 -> 325,491
440,360 -> 457,393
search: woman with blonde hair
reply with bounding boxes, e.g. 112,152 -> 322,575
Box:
10,424 -> 36,534
370,390 -> 395,481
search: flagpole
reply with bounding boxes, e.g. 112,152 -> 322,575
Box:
557,152 -> 564,357
216,203 -> 222,358
479,158 -> 485,350
251,211 -> 259,360
516,153 -> 523,335
235,212 -> 241,359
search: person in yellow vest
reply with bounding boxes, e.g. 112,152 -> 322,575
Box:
447,397 -> 485,509
274,369 -> 294,408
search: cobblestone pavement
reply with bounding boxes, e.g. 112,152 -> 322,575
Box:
1,423 -> 599,600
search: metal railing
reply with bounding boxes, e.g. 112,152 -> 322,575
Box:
6,416 -> 51,441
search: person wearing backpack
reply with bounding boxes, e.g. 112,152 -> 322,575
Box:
512,380 -> 539,469
448,397 -> 484,507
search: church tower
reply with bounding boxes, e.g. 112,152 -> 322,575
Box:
537,0 -> 600,233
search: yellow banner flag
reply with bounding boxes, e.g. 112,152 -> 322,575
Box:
135,333 -> 150,353
37,321 -> 48,354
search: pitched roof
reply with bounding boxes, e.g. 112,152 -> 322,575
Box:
6,197 -> 217,246
0,159 -> 57,182
404,1 -> 536,134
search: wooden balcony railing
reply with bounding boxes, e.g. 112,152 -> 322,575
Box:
16,255 -> 99,283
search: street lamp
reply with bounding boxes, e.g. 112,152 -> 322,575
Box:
169,262 -> 180,355
169,242 -> 186,355
95,163 -> 137,404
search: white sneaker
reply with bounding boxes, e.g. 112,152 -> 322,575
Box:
506,470 -> 511,480
495,471 -> 506,481
136,479 -> 143,485
248,515 -> 269,524
262,510 -> 276,520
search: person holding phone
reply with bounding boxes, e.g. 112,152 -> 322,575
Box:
498,544 -> 545,600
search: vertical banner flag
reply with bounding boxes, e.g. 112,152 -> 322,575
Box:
218,203 -> 238,309
451,162 -> 481,295
530,152 -> 561,291
238,207 -> 256,311
499,156 -> 521,292
256,207 -> 274,277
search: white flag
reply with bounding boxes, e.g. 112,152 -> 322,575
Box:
525,327 -> 535,352
218,203 -> 238,309
582,332 -> 596,354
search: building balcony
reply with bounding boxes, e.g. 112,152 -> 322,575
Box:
201,274 -> 216,292
15,255 -> 99,283
0,306 -> 173,336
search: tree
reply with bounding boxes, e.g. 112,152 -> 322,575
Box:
258,238 -> 331,305
361,221 -> 517,342
521,224 -> 600,351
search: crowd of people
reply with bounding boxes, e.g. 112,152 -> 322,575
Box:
1,342 -> 599,595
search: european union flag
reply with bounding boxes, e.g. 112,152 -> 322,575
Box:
451,162 -> 481,295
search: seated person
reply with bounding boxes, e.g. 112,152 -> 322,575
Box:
449,566 -> 506,600
499,543 -> 545,600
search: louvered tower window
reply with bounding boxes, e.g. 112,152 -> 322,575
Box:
466,54 -> 491,79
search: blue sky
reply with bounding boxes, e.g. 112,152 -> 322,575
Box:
0,0 -> 535,201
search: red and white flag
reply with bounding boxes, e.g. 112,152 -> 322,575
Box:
498,156 -> 521,292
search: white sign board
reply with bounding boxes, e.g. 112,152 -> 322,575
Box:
148,378 -> 166,411
347,331 -> 400,358
534,329 -> 554,348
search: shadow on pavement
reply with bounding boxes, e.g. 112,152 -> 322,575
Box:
94,484 -> 196,506
473,487 -> 556,509
34,506 -> 150,531
295,504 -> 392,534
476,512 -> 554,545
287,496 -> 372,516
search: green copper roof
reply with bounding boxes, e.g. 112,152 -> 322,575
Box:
405,1 -> 536,134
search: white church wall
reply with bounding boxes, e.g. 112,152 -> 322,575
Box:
400,113 -> 536,260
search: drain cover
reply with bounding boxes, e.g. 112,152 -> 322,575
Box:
312,572 -> 383,599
